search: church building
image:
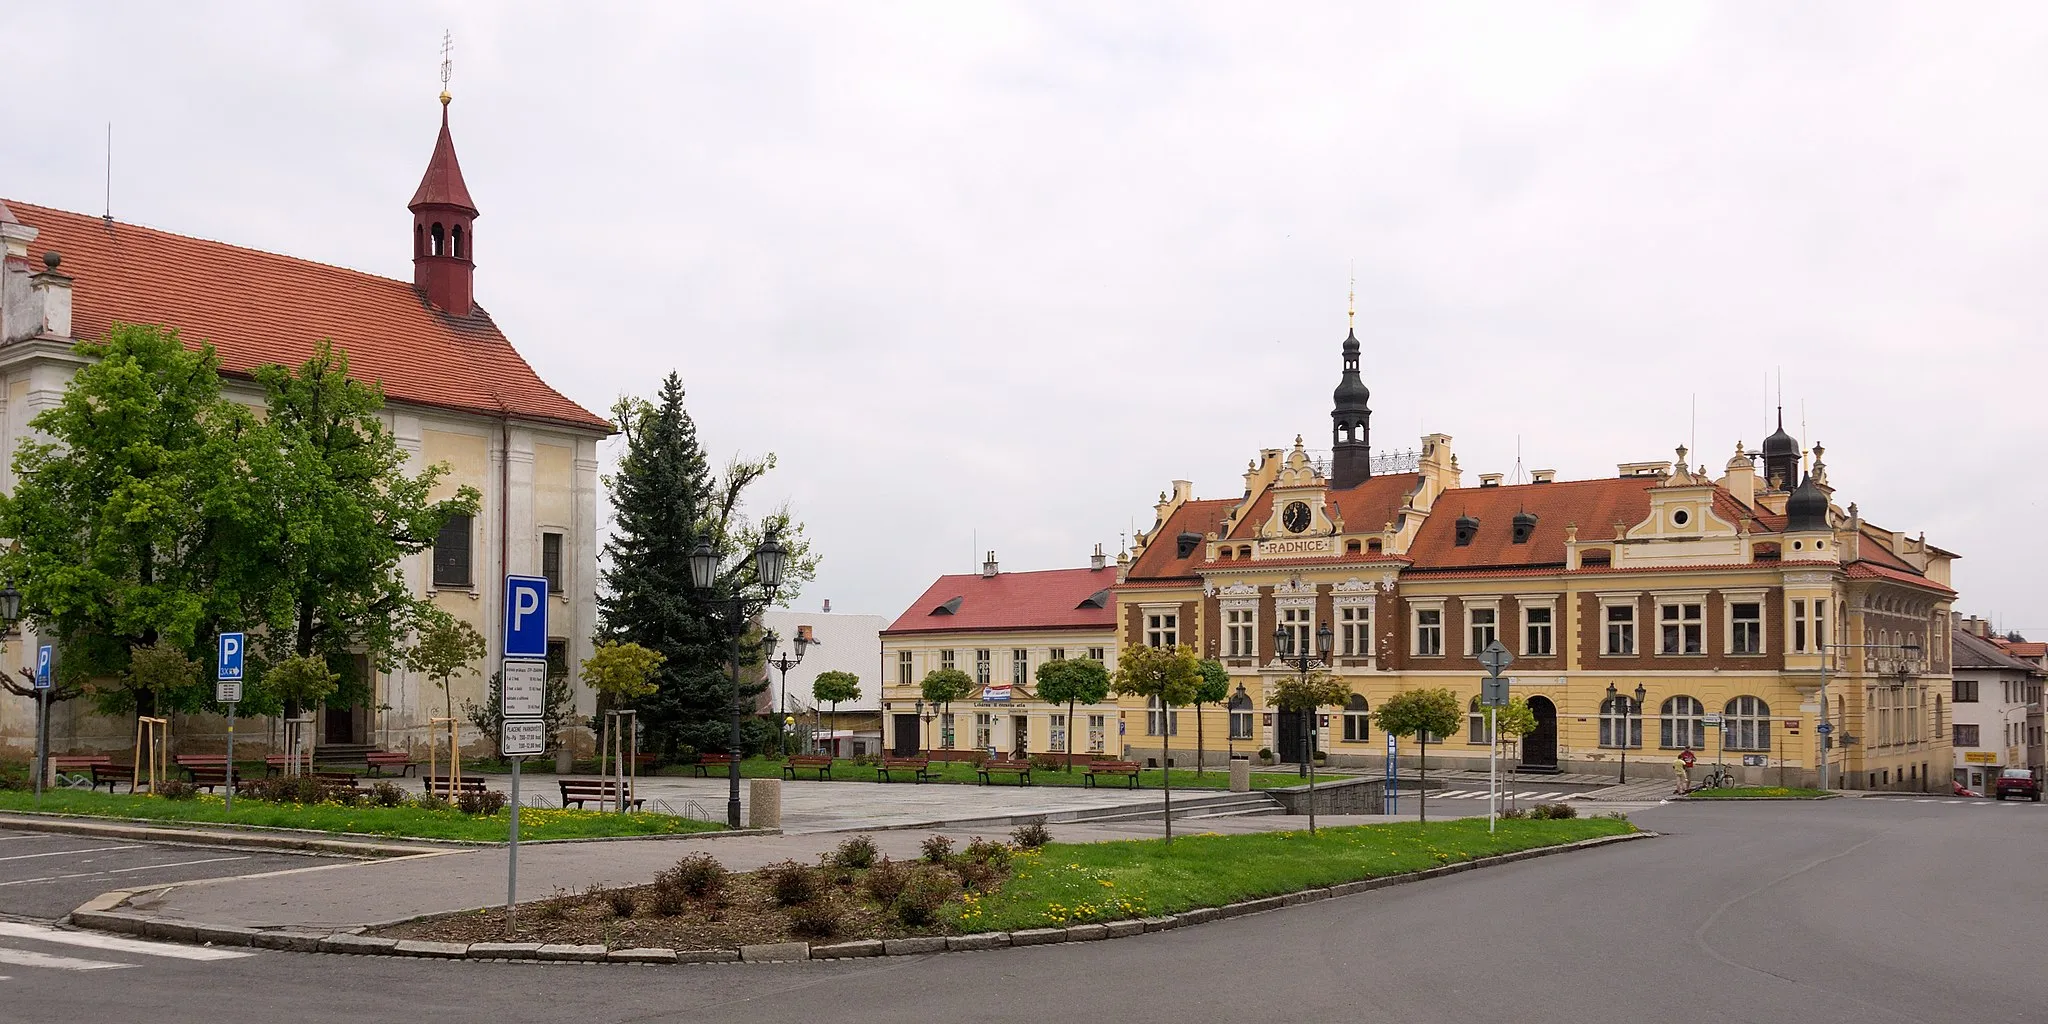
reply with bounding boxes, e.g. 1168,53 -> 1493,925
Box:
0,92 -> 611,756
1114,321 -> 1957,790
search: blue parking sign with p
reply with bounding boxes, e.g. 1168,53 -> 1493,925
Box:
34,644 -> 51,690
503,575 -> 549,659
218,632 -> 245,681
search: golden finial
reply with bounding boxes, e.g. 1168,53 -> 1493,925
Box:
438,30 -> 454,105
1347,260 -> 1356,331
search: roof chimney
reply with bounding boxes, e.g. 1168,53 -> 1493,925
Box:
1478,473 -> 1503,488
822,598 -> 831,613
1530,469 -> 1556,484
1090,543 -> 1106,571
982,550 -> 998,578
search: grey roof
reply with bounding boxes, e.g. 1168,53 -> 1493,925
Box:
1953,629 -> 2042,674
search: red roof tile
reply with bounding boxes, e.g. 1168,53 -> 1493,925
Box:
4,200 -> 610,432
883,566 -> 1120,636
1407,476 -> 1772,569
1841,562 -> 1954,594
1126,499 -> 1238,581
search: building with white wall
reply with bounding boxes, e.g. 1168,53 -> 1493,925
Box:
1950,617 -> 2042,792
758,607 -> 886,756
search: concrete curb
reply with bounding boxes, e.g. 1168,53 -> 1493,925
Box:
67,830 -> 1654,964
0,811 -> 774,853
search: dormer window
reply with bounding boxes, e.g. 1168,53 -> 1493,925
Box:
932,596 -> 963,616
1176,531 -> 1201,558
1454,515 -> 1480,547
1511,511 -> 1537,544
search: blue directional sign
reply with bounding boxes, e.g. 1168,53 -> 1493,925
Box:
34,644 -> 51,690
218,632 -> 245,681
1816,721 -> 1833,734
502,575 -> 549,660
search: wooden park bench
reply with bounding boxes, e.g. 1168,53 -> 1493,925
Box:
782,755 -> 834,780
49,755 -> 119,793
1082,760 -> 1142,789
874,757 -> 932,783
422,775 -> 488,798
263,753 -> 331,776
558,778 -> 644,810
976,760 -> 1032,786
692,752 -> 734,777
173,754 -> 239,792
364,751 -> 417,777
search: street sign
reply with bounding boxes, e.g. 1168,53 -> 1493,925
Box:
502,574 -> 550,660
218,632 -> 245,681
1387,732 -> 1397,754
1481,676 -> 1510,707
1477,640 -> 1514,676
216,681 -> 243,703
34,645 -> 51,690
1702,712 -> 1723,727
502,659 -> 546,718
1816,721 -> 1833,734
502,717 -> 544,757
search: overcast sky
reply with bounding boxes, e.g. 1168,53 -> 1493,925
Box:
9,2 -> 2047,633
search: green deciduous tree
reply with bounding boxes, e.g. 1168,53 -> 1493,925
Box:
404,606 -> 486,723
1485,696 -> 1538,811
1192,659 -> 1231,775
919,667 -> 973,749
583,641 -> 665,702
1271,669 -> 1351,832
0,324 -> 269,720
1113,644 -> 1201,842
596,373 -> 815,758
812,670 -> 861,756
119,640 -> 202,721
265,654 -> 341,712
1374,687 -> 1463,822
1035,657 -> 1111,771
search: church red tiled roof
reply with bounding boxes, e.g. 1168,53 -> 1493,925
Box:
3,200 -> 611,432
883,566 -> 1120,636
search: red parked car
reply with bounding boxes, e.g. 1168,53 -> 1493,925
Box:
1994,768 -> 2041,802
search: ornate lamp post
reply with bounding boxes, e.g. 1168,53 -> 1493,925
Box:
764,629 -> 812,756
1607,682 -> 1647,783
1228,682 -> 1251,762
1274,622 -> 1334,777
687,534 -> 787,829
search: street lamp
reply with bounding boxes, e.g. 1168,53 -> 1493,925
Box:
687,533 -> 787,828
1274,622 -> 1334,777
764,628 -> 812,756
1228,682 -> 1251,762
0,582 -> 20,624
1607,682 -> 1647,783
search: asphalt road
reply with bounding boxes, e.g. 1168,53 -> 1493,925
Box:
0,833 -> 342,921
4,797 -> 2043,1024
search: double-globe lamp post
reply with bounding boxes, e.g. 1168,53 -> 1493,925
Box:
687,534 -> 787,829
1606,682 -> 1647,784
1275,622 -> 1333,778
763,630 -> 810,756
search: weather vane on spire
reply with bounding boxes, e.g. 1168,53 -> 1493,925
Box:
1348,260 -> 1356,331
439,30 -> 454,105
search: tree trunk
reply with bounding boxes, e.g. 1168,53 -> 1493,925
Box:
1066,699 -> 1075,771
1419,735 -> 1429,822
1195,701 -> 1206,775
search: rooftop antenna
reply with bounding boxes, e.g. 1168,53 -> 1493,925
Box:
1347,261 -> 1356,332
439,30 -> 454,105
1512,435 -> 1524,485
1800,400 -> 1809,468
102,123 -> 112,229
1690,393 -> 1696,464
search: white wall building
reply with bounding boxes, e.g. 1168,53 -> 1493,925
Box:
1949,619 -> 2041,792
759,607 -> 886,756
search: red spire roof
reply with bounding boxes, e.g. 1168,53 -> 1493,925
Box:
408,103 -> 477,214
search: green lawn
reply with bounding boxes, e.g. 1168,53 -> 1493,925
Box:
0,789 -> 722,842
1685,786 -> 1829,800
956,816 -> 1635,932
661,756 -> 1316,791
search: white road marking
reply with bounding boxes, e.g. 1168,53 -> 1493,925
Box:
0,854 -> 251,888
1439,790 -> 1473,798
0,921 -> 255,960
0,946 -> 133,971
0,844 -> 144,863
1535,792 -> 1565,799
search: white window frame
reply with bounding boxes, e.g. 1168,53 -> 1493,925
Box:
1521,600 -> 1555,657
1468,697 -> 1492,744
1412,601 -> 1446,658
1723,695 -> 1771,751
974,712 -> 993,749
1222,600 -> 1259,657
1341,696 -> 1371,742
1337,604 -> 1372,657
1660,695 -> 1705,749
1656,595 -> 1706,656
1012,649 -> 1029,686
1598,694 -> 1643,748
941,649 -> 957,671
1050,713 -> 1067,752
1143,605 -> 1180,649
1601,598 -> 1637,656
1724,591 -> 1766,656
1466,601 -> 1499,656
897,650 -> 913,685
1146,696 -> 1179,736
975,649 -> 991,685
1087,714 -> 1107,753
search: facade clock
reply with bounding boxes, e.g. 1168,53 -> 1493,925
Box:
1282,500 -> 1312,534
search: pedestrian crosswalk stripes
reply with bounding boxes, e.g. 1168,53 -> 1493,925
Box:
1435,790 -> 1567,800
0,921 -> 256,981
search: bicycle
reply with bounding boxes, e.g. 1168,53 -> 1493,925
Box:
1692,766 -> 1735,791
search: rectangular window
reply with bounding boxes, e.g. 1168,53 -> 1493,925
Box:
1792,600 -> 1807,653
1087,714 -> 1107,753
1953,679 -> 1978,702
1954,723 -> 1979,747
1087,647 -> 1105,662
1146,612 -> 1178,648
1280,606 -> 1313,656
1415,608 -> 1443,656
975,650 -> 991,686
1524,606 -> 1553,656
540,531 -> 563,594
1226,607 -> 1256,657
432,514 -> 473,588
1343,708 -> 1370,742
546,638 -> 569,679
940,712 -> 956,748
1470,705 -> 1492,744
1012,649 -> 1028,686
1048,647 -> 1065,662
1469,607 -> 1497,655
1605,604 -> 1636,655
1730,602 -> 1762,655
941,649 -> 957,671
897,651 -> 913,685
1339,605 -> 1370,656
1050,714 -> 1067,752
975,713 -> 992,749
1815,602 -> 1827,649
1229,706 -> 1254,740
1659,602 -> 1703,655
1146,699 -> 1179,736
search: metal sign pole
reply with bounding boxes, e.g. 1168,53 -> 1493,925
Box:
1488,703 -> 1498,834
33,688 -> 46,810
508,753 -> 520,929
225,703 -> 236,813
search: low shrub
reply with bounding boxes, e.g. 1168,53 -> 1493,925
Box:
597,885 -> 636,919
648,882 -> 690,917
457,789 -> 509,816
966,750 -> 991,767
829,834 -> 879,870
247,775 -> 327,805
1010,821 -> 1052,849
413,793 -> 451,812
1028,754 -> 1064,774
658,853 -> 727,898
919,834 -> 954,864
764,860 -> 824,906
955,860 -> 1001,893
1498,808 -> 1529,820
536,887 -> 572,921
368,781 -> 408,808
156,779 -> 199,801
863,857 -> 911,906
329,785 -> 364,807
1257,748 -> 1274,763
1533,802 -> 1578,820
787,897 -> 843,939
0,760 -> 29,791
961,837 -> 1013,870
894,866 -> 959,926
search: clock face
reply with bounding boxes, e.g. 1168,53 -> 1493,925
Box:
1283,501 -> 1312,534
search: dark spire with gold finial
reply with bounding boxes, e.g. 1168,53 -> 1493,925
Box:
1331,265 -> 1374,488
409,30 -> 480,316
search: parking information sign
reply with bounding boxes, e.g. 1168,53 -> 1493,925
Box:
502,660 -> 546,718
217,632 -> 245,703
34,645 -> 51,690
502,718 -> 545,757
502,575 -> 550,660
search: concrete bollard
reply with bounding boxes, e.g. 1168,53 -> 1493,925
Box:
749,778 -> 781,830
1229,757 -> 1251,793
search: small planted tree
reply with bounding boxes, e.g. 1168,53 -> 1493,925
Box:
1487,696 -> 1538,812
583,640 -> 664,775
1271,669 -> 1351,832
811,670 -> 861,757
1035,657 -> 1111,771
1373,687 -> 1463,822
1112,644 -> 1200,842
266,655 -> 341,717
919,668 -> 974,751
404,606 -> 486,723
1192,659 -> 1230,775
